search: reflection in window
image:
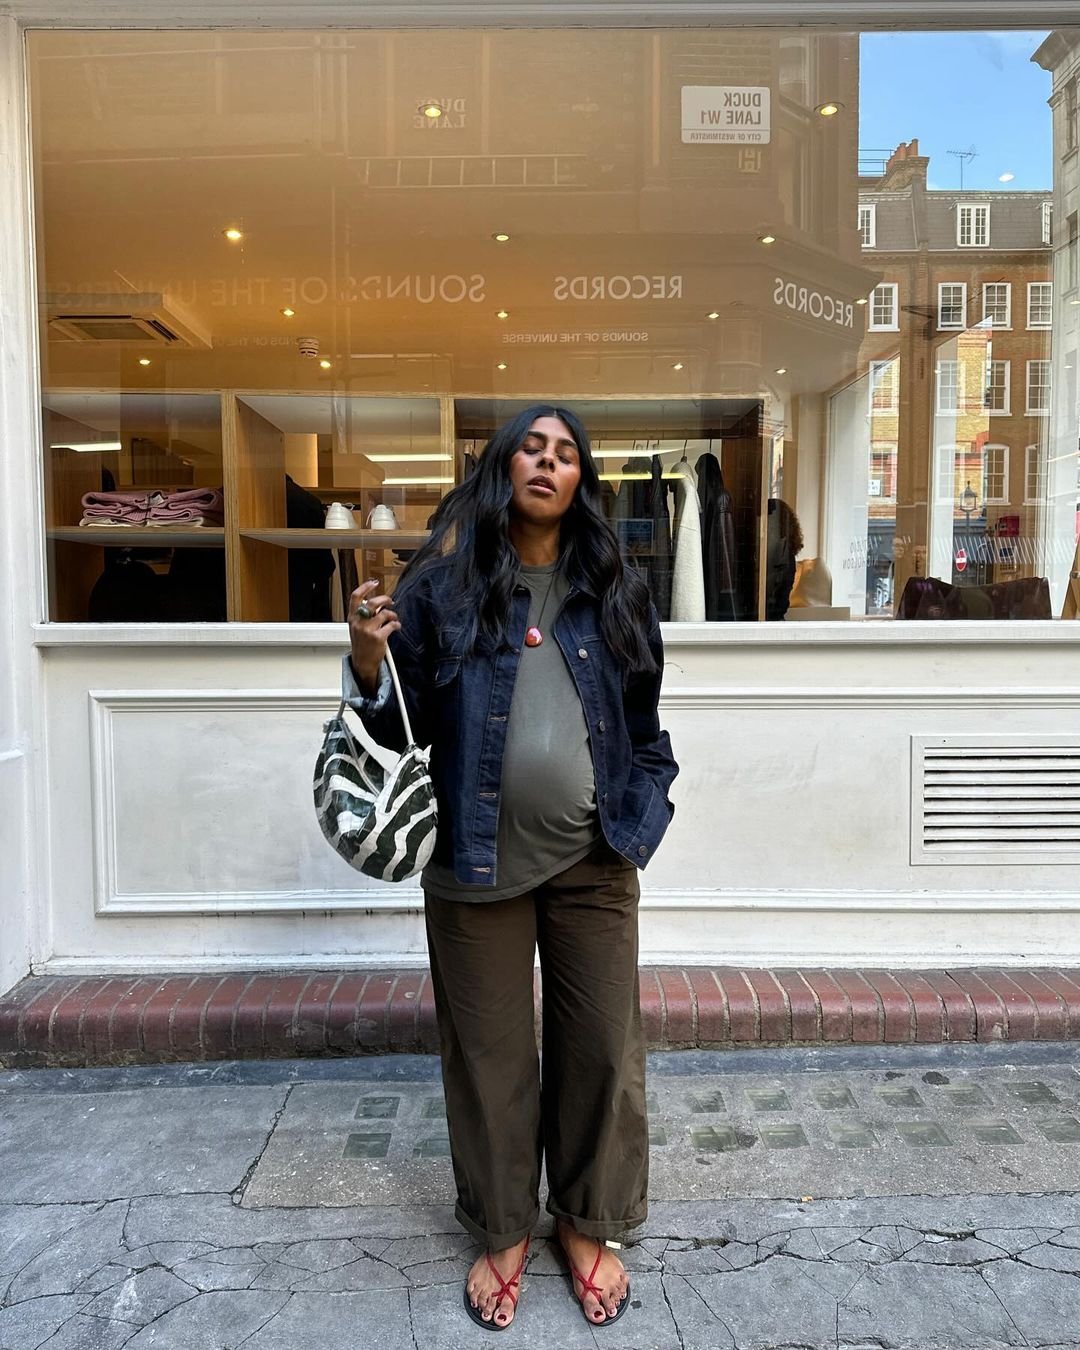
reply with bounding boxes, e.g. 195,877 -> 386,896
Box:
1027,360 -> 1052,413
958,203 -> 991,247
869,359 -> 899,412
1025,443 -> 1046,503
938,283 -> 967,330
982,283 -> 1012,328
984,359 -> 1011,414
870,283 -> 898,330
982,444 -> 1009,504
1028,281 -> 1053,328
937,361 -> 961,414
859,204 -> 876,248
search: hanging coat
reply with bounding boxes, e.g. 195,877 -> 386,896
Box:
643,454 -> 672,620
670,460 -> 706,621
696,453 -> 740,621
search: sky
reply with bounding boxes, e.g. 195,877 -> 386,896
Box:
860,31 -> 1054,192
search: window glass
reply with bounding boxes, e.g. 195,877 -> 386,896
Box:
27,26 -> 1080,624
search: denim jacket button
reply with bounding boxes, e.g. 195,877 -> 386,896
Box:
598,719 -> 605,732
578,648 -> 588,659
637,845 -> 648,857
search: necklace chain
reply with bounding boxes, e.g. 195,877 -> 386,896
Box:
526,566 -> 559,644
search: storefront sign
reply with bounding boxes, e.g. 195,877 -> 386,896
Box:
553,275 -> 683,301
681,86 -> 771,145
772,276 -> 855,330
501,330 -> 650,345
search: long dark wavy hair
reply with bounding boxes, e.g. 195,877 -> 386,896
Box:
398,404 -> 657,674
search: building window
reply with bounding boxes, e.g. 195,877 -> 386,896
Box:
869,283 -> 899,331
936,444 -> 960,500
1028,281 -> 1053,329
982,445 -> 1009,504
936,360 -> 961,414
1025,443 -> 1046,503
1069,214 -> 1079,291
858,204 -> 876,248
1042,201 -> 1054,246
957,203 -> 990,248
982,283 -> 1012,328
1068,79 -> 1078,153
870,442 -> 897,501
984,360 -> 1011,414
1027,360 -> 1052,414
869,358 -> 899,413
938,283 -> 967,330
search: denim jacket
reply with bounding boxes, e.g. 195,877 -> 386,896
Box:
341,559 -> 679,888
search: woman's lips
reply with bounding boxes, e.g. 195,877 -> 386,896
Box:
526,479 -> 556,495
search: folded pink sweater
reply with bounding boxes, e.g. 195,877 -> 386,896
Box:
80,488 -> 225,525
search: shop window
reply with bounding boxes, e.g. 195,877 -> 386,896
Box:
869,284 -> 899,331
859,204 -> 876,248
984,360 -> 1011,415
1028,282 -> 1054,329
982,444 -> 1009,504
982,283 -> 1012,328
1027,361 -> 1052,414
938,283 -> 967,330
936,361 -> 961,414
957,204 -> 991,248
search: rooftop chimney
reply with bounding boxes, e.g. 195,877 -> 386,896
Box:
880,138 -> 929,190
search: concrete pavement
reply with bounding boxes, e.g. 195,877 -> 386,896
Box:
2,1041 -> 1080,1348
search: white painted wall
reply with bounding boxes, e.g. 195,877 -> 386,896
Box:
0,16 -> 46,995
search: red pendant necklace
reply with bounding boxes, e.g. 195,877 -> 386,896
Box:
524,566 -> 558,648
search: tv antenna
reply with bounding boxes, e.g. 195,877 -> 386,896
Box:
948,146 -> 978,190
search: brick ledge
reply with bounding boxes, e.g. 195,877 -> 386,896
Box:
3,967 -> 1080,1068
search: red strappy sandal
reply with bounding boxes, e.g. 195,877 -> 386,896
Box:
463,1236 -> 530,1332
564,1238 -> 630,1327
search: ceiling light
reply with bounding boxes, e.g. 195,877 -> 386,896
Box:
223,227 -> 243,242
138,358 -> 152,366
496,309 -> 510,320
492,232 -> 511,243
672,362 -> 684,371
775,367 -> 788,375
816,102 -> 842,118
759,233 -> 776,245
707,311 -> 720,320
281,307 -> 295,317
999,172 -> 1016,183
496,362 -> 508,370
52,440 -> 123,454
319,359 -> 332,369
856,297 -> 868,306
421,102 -> 444,119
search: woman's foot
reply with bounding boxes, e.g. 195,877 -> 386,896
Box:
464,1236 -> 530,1328
555,1218 -> 630,1324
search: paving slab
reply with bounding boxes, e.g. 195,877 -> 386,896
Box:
0,1085 -> 286,1202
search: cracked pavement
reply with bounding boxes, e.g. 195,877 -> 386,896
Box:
2,1043 -> 1080,1349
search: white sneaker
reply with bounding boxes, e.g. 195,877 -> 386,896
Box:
325,502 -> 356,529
367,504 -> 399,530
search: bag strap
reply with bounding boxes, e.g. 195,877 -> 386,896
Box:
337,642 -> 416,750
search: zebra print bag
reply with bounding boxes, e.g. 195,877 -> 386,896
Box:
313,646 -> 437,882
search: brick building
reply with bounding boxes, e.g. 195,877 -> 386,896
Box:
856,139 -> 1053,606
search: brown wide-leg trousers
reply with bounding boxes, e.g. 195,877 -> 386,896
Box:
423,840 -> 648,1250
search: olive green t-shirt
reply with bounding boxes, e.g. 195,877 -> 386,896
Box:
422,561 -> 600,902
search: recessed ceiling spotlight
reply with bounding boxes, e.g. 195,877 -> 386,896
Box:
672,362 -> 684,371
420,102 -> 444,119
856,297 -> 869,306
138,358 -> 152,366
759,233 -> 776,245
999,171 -> 1016,183
496,362 -> 508,370
816,102 -> 843,118
281,307 -> 295,317
492,232 -> 511,243
223,227 -> 243,242
775,367 -> 788,375
496,309 -> 510,320
319,359 -> 332,369
707,311 -> 720,320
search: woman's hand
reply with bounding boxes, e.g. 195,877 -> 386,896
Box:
348,580 -> 401,695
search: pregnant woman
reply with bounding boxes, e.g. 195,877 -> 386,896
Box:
343,404 -> 678,1330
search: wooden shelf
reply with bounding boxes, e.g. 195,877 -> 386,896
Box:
239,528 -> 430,549
48,527 -> 226,548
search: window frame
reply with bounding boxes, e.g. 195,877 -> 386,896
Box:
1028,280 -> 1053,329
868,357 -> 899,414
1042,201 -> 1054,246
936,359 -> 961,415
984,358 -> 1012,416
869,282 -> 899,331
981,282 -> 1012,329
869,440 -> 897,502
938,281 -> 967,331
858,203 -> 877,248
1027,359 -> 1052,415
957,202 -> 991,248
1025,442 -> 1046,504
981,443 -> 1009,505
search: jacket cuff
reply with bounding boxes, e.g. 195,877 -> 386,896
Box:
341,652 -> 392,715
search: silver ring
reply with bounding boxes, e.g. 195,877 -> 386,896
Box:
356,602 -> 374,620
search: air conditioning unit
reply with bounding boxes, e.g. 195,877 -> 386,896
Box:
46,292 -> 212,349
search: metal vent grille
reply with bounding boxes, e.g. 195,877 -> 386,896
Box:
912,735 -> 1080,865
